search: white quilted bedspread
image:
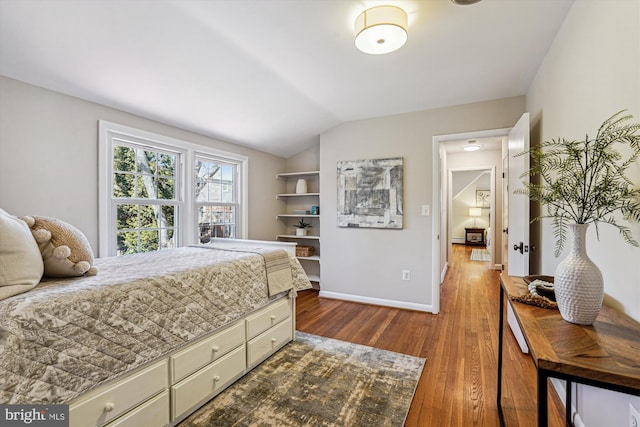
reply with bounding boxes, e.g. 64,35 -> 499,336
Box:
0,247 -> 311,404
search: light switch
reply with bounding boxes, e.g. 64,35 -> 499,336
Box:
421,205 -> 430,216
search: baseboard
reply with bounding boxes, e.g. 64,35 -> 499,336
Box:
551,378 -> 586,427
318,291 -> 434,313
452,237 -> 465,245
507,303 -> 529,353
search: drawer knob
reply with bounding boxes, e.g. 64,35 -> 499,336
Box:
212,345 -> 220,352
270,315 -> 276,321
213,375 -> 220,382
271,337 -> 277,343
104,402 -> 115,412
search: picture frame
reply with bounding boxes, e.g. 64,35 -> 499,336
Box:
336,157 -> 403,229
476,190 -> 490,208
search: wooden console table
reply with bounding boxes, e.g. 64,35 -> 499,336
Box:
497,275 -> 640,427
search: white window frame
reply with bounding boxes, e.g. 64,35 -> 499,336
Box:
194,152 -> 242,241
99,121 -> 248,257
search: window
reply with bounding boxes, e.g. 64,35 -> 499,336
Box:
99,121 -> 248,257
195,156 -> 239,242
112,144 -> 180,255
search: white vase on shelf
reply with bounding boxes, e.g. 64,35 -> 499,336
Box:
554,223 -> 603,325
296,228 -> 307,236
295,179 -> 308,194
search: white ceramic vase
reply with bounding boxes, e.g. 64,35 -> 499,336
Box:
295,179 -> 308,194
554,223 -> 603,325
296,228 -> 307,236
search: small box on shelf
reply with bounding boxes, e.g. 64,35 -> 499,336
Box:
295,246 -> 315,257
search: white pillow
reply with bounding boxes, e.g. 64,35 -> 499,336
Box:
0,208 -> 44,300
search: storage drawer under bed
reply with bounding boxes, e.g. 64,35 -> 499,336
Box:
170,344 -> 246,422
245,297 -> 291,340
247,316 -> 293,368
170,320 -> 245,383
104,390 -> 169,427
70,359 -> 168,427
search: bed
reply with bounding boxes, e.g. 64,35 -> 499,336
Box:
0,239 -> 311,426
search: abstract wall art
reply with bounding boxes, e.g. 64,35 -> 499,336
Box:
336,157 -> 403,229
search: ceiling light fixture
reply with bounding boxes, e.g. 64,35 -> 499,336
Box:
451,0 -> 482,5
354,5 -> 408,55
463,140 -> 482,152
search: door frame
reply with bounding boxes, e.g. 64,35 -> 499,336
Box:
448,166 -> 496,266
431,127 -> 511,314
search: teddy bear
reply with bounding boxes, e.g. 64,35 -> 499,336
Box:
22,215 -> 98,277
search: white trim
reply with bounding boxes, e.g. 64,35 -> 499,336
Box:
507,302 -> 529,353
193,153 -> 244,240
318,291 -> 433,313
98,123 -> 111,257
550,379 -> 585,427
98,121 -> 249,257
433,128 -> 512,144
440,262 -> 448,284
207,238 -> 296,255
431,141 -> 442,314
99,121 -> 247,161
240,158 -> 249,240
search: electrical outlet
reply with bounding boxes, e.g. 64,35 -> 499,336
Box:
421,205 -> 430,216
402,270 -> 410,281
630,403 -> 639,427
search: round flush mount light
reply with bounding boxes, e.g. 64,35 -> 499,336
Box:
355,5 -> 408,55
463,140 -> 482,151
451,0 -> 482,5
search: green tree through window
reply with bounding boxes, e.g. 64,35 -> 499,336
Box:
113,145 -> 177,254
100,121 -> 247,256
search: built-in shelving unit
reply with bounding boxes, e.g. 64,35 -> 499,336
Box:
277,193 -> 320,198
276,171 -> 320,285
276,234 -> 320,240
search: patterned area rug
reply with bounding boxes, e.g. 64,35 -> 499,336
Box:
470,248 -> 491,261
180,332 -> 425,427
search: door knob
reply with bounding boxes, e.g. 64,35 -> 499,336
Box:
513,242 -> 524,254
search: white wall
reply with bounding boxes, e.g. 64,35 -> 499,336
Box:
0,76 -> 287,252
527,0 -> 640,323
449,168 -> 495,234
285,143 -> 319,173
451,172 -> 490,240
526,1 -> 640,425
319,96 -> 525,311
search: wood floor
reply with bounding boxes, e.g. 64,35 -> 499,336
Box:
295,244 -> 564,426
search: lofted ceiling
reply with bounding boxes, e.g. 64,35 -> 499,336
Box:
0,0 -> 573,158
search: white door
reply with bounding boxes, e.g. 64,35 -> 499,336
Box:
504,113 -> 531,354
502,152 -> 509,272
506,113 -> 530,277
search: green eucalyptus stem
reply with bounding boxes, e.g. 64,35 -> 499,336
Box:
515,110 -> 640,257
